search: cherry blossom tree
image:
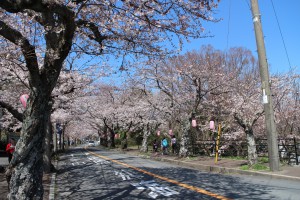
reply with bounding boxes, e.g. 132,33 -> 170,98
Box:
82,84 -> 122,148
64,120 -> 97,144
135,45 -> 280,165
0,58 -> 92,172
217,47 -> 262,166
136,45 -> 236,157
123,89 -> 164,153
1,1 -> 221,197
272,73 -> 300,138
81,82 -> 163,151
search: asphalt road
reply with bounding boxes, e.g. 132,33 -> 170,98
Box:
54,147 -> 300,200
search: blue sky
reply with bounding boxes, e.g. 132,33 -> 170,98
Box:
182,0 -> 300,74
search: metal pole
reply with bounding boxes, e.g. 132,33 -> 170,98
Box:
215,123 -> 221,164
250,0 -> 280,171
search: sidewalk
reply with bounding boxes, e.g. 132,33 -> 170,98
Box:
0,157 -> 9,199
119,148 -> 300,182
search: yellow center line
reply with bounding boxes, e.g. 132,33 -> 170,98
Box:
86,149 -> 232,200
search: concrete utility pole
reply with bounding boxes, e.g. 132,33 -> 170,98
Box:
250,0 -> 280,171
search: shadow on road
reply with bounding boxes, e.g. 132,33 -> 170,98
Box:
55,148 -> 279,200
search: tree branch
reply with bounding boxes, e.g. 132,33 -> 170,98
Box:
0,20 -> 40,84
0,101 -> 23,122
76,19 -> 108,53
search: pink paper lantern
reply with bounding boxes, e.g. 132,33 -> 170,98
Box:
115,134 -> 119,139
157,130 -> 160,136
20,94 -> 29,108
192,119 -> 197,127
209,121 -> 215,130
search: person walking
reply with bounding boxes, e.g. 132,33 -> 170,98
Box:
6,138 -> 16,163
153,139 -> 158,152
171,135 -> 177,155
161,137 -> 168,155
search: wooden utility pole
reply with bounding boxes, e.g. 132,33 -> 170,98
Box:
250,0 -> 280,171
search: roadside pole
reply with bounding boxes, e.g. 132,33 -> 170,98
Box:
215,123 -> 221,164
250,0 -> 280,171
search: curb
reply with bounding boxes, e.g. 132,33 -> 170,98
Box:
49,160 -> 58,200
132,152 -> 300,182
49,173 -> 56,200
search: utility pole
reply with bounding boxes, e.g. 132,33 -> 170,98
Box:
250,0 -> 280,171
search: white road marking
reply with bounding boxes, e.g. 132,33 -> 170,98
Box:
131,180 -> 179,199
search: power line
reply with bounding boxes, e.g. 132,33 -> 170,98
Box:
270,0 -> 292,70
246,0 -> 292,72
226,0 -> 232,50
244,0 -> 251,9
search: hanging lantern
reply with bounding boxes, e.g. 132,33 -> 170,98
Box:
20,94 -> 29,108
157,130 -> 160,136
115,134 -> 119,139
169,129 -> 173,136
209,120 -> 215,130
192,119 -> 197,127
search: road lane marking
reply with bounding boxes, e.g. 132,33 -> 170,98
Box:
132,179 -> 179,198
86,150 -> 231,200
114,170 -> 131,180
149,191 -> 158,199
122,169 -> 134,177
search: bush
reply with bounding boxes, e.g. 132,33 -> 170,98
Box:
240,163 -> 269,171
114,138 -> 121,145
258,157 -> 269,163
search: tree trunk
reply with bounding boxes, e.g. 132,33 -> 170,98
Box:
101,127 -> 108,147
109,130 -> 115,148
58,130 -> 62,150
179,119 -> 190,157
107,131 -> 113,148
107,130 -> 116,148
53,124 -> 58,153
140,130 -> 150,153
234,113 -> 259,166
8,95 -> 51,199
43,116 -> 52,173
246,127 -> 258,166
62,125 -> 65,151
0,108 -> 2,140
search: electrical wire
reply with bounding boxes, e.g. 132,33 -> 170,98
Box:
244,0 -> 251,10
226,0 -> 232,50
245,0 -> 292,72
270,0 -> 292,70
